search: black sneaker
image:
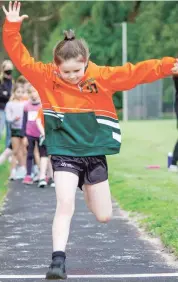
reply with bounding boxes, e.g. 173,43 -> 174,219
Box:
48,177 -> 55,188
45,257 -> 67,280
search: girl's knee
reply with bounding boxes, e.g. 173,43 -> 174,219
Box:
96,210 -> 113,223
56,200 -> 75,216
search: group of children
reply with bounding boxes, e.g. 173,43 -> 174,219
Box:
0,75 -> 55,188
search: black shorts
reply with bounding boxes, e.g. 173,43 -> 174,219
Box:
51,155 -> 108,190
11,129 -> 24,138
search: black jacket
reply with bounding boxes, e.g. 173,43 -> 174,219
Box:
0,77 -> 13,110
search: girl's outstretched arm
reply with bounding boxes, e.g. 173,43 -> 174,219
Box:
2,1 -> 49,88
99,58 -> 178,93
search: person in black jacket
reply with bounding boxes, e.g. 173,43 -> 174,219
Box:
0,60 -> 13,147
169,75 -> 178,171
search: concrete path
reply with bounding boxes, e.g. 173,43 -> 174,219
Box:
0,181 -> 178,281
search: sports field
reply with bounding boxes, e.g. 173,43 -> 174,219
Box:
0,120 -> 178,256
109,120 -> 178,256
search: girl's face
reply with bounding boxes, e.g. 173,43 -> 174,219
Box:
58,58 -> 87,85
28,86 -> 39,102
14,86 -> 24,100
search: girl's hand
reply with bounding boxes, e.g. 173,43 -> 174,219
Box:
2,1 -> 28,22
15,116 -> 20,121
39,135 -> 45,146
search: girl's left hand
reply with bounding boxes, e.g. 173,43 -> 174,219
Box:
2,1 -> 28,23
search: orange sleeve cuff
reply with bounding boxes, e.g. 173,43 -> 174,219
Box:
3,18 -> 22,31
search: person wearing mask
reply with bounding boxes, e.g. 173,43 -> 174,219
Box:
0,59 -> 14,147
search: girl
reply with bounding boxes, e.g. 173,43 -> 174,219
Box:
36,108 -> 55,188
2,1 -> 178,279
5,84 -> 26,180
22,85 -> 41,185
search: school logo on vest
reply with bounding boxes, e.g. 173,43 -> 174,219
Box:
53,81 -> 61,90
78,78 -> 98,93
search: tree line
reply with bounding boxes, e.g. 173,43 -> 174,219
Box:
1,1 -> 177,109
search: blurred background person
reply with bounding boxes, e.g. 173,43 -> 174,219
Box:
22,85 -> 41,185
5,83 -> 27,180
0,60 -> 14,148
169,75 -> 178,172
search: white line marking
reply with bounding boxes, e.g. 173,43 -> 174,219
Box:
0,273 -> 178,279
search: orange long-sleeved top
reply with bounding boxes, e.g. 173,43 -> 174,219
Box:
2,19 -> 177,157
3,20 -> 176,109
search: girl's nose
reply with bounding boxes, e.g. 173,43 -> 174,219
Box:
69,73 -> 75,79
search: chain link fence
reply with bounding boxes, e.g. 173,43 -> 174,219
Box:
127,77 -> 175,120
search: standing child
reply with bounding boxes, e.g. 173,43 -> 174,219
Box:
36,108 -> 55,188
5,84 -> 26,180
2,1 -> 178,279
22,85 -> 41,184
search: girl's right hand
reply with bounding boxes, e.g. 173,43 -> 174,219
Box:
2,1 -> 29,22
15,116 -> 20,121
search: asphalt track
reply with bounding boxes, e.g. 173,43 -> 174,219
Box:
0,181 -> 178,281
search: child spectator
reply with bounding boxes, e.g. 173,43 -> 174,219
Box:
5,84 -> 26,180
22,85 -> 41,184
36,108 -> 55,188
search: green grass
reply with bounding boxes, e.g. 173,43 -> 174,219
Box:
109,120 -> 178,256
0,140 -> 9,207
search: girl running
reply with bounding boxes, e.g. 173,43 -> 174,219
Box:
2,1 -> 178,279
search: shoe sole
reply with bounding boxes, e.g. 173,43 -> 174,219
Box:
46,270 -> 67,280
38,185 -> 46,188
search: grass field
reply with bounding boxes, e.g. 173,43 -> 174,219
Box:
0,120 -> 178,256
0,140 -> 9,207
109,119 -> 178,256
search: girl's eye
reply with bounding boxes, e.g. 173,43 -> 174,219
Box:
75,70 -> 80,72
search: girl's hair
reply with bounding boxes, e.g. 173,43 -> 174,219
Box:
16,75 -> 28,84
53,29 -> 90,65
27,85 -> 35,94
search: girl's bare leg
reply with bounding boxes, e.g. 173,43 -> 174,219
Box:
83,180 -> 113,223
52,171 -> 78,251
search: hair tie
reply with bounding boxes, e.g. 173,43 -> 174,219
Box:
64,37 -> 75,41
